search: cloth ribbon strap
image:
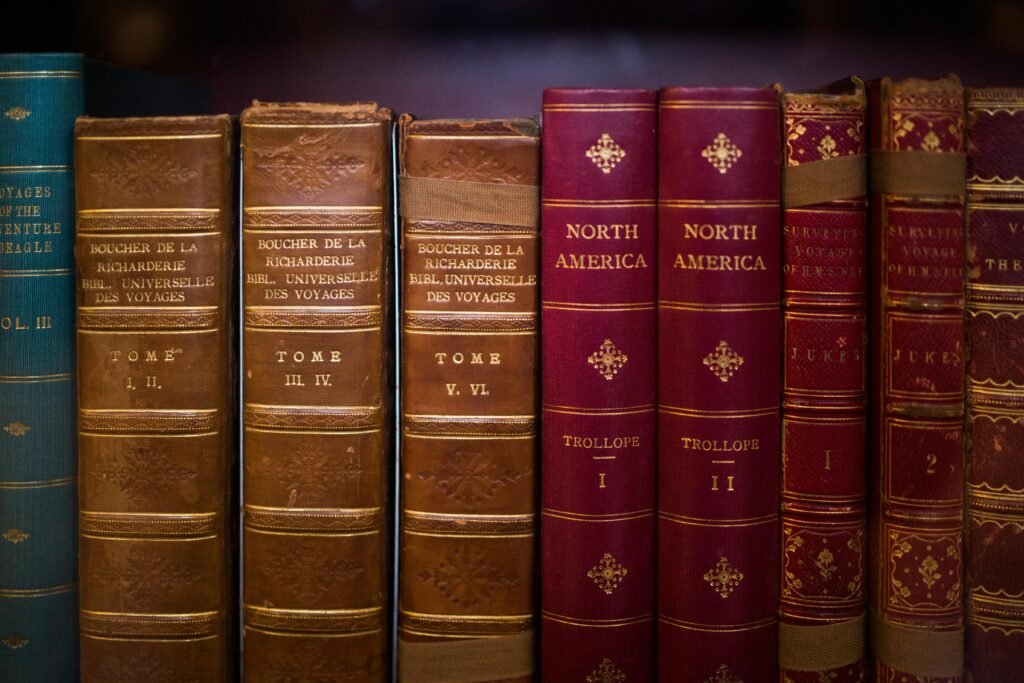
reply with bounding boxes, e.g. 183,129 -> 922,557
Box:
869,611 -> 963,678
783,154 -> 867,208
399,176 -> 540,228
398,631 -> 536,683
778,615 -> 865,671
869,150 -> 967,196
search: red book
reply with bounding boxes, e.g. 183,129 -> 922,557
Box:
657,86 -> 782,682
540,89 -> 657,682
778,81 -> 868,682
866,76 -> 966,681
965,87 -> 1024,681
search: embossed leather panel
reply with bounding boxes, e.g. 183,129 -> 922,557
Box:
398,117 -> 539,683
866,77 -> 965,683
540,88 -> 656,683
75,115 -> 235,682
657,86 -> 782,683
779,82 -> 867,683
241,102 -> 392,682
964,87 -> 1024,682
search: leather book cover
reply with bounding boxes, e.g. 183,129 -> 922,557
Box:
240,102 -> 392,681
397,116 -> 539,683
866,76 -> 966,682
657,86 -> 782,682
779,81 -> 868,683
74,115 -> 235,681
964,87 -> 1024,682
539,88 -> 656,683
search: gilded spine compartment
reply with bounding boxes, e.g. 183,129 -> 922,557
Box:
866,76 -> 966,682
778,81 -> 868,682
964,87 -> 1024,681
241,102 -> 392,681
398,117 -> 539,683
540,88 -> 657,682
656,87 -> 782,682
75,115 -> 235,681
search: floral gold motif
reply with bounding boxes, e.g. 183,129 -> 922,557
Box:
89,144 -> 198,196
587,657 -> 627,683
703,340 -> 744,383
4,421 -> 30,436
263,540 -> 364,605
252,133 -> 364,198
587,552 -> 628,595
585,133 -> 626,174
919,555 -> 941,589
4,106 -> 30,121
702,133 -> 742,174
704,556 -> 744,598
2,529 -> 28,544
90,443 -> 196,505
817,134 -> 838,159
921,129 -> 941,152
417,447 -> 524,508
1,634 -> 28,650
705,664 -> 743,683
815,548 -> 837,580
588,339 -> 628,380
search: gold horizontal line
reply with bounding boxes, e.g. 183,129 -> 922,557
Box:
0,583 -> 77,598
400,609 -> 532,621
542,304 -> 655,313
403,329 -> 534,336
0,268 -> 74,277
541,611 -> 652,627
246,205 -> 383,212
244,528 -> 379,538
660,99 -> 776,106
244,427 -> 381,436
0,476 -> 76,490
659,404 -> 777,418
659,511 -> 776,527
78,208 -> 220,214
0,70 -> 81,78
659,300 -> 778,311
80,533 -> 217,542
542,105 -> 655,111
543,403 -> 654,414
243,122 -> 384,129
660,200 -> 778,208
403,530 -> 534,539
542,509 -> 654,523
77,134 -> 223,141
0,372 -> 74,383
403,433 -> 535,441
82,634 -> 220,643
659,615 -> 776,632
0,164 -> 70,172
542,199 -> 655,207
405,413 -> 533,419
541,300 -> 653,309
405,134 -> 537,140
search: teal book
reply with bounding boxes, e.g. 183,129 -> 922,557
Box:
0,53 -> 205,681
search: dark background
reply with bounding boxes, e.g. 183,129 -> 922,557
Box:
7,0 -> 1024,116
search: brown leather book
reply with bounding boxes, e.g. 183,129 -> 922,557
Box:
397,116 -> 540,683
240,102 -> 393,680
74,115 -> 236,681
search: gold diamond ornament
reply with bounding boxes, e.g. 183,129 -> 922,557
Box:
702,133 -> 742,173
587,552 -> 628,595
704,556 -> 744,598
703,340 -> 744,383
586,133 -> 626,173
588,339 -> 628,380
587,658 -> 627,683
4,107 -> 30,121
2,529 -> 29,544
4,421 -> 30,436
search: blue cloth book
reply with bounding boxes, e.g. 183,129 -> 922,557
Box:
0,53 -> 205,681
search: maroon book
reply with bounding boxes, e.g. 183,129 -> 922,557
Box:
866,76 -> 965,682
540,88 -> 657,682
965,87 -> 1024,682
778,81 -> 868,682
657,86 -> 782,682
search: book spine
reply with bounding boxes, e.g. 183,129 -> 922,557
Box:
0,53 -> 83,681
398,117 -> 539,683
75,115 -> 235,681
778,84 -> 868,683
240,103 -> 392,680
964,87 -> 1024,682
539,88 -> 657,682
657,86 -> 782,682
867,76 -> 966,682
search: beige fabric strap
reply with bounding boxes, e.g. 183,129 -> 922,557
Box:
869,150 -> 966,196
398,631 -> 535,683
783,154 -> 867,207
869,611 -> 963,678
779,616 -> 865,671
399,176 -> 540,228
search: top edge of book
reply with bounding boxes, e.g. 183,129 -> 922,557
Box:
403,116 -> 539,137
76,114 -> 231,135
241,101 -> 392,124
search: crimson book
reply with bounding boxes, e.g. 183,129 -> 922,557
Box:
866,76 -> 966,682
657,86 -> 782,682
540,89 -> 656,682
778,80 -> 868,682
964,87 -> 1024,681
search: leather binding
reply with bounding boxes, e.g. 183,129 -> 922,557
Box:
657,86 -> 782,682
964,87 -> 1024,681
397,116 -> 539,683
866,76 -> 966,681
540,89 -> 657,682
240,102 -> 392,680
75,115 -> 235,681
778,80 -> 868,683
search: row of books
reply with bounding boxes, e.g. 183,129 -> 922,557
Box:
1,52 -> 1022,682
